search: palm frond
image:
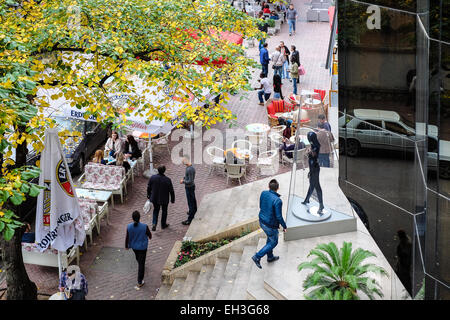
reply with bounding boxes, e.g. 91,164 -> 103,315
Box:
356,263 -> 389,277
316,242 -> 341,267
340,241 -> 352,270
348,247 -> 375,271
308,248 -> 334,268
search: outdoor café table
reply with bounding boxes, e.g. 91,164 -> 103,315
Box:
275,112 -> 312,127
105,157 -> 137,183
245,123 -> 270,135
224,148 -> 254,161
300,89 -> 317,96
304,98 -> 322,106
76,188 -> 114,209
49,292 -> 65,300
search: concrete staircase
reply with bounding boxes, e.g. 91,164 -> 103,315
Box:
157,169 -> 409,300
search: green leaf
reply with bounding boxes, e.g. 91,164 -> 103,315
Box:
29,184 -> 41,197
9,190 -> 24,206
0,221 -> 5,232
3,226 -> 15,241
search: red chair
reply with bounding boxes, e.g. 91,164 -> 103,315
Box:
314,89 -> 326,102
266,102 -> 279,126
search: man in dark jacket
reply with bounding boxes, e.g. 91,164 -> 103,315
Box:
252,179 -> 287,269
147,165 -> 175,231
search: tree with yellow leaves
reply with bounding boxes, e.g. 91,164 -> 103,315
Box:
0,0 -> 263,299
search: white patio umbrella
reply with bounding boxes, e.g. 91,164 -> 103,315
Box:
35,129 -> 86,276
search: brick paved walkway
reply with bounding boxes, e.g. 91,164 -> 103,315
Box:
0,0 -> 331,300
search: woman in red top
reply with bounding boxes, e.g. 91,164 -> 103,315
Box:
263,5 -> 271,14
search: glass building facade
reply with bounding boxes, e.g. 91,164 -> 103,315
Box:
338,0 -> 449,299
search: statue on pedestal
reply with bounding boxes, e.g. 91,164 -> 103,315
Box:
301,131 -> 325,215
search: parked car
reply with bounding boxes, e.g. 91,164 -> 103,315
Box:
339,109 -> 450,179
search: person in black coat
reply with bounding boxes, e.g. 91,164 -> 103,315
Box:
124,135 -> 142,160
301,132 -> 325,215
147,165 -> 175,231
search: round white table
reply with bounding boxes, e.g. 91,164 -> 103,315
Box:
245,123 -> 270,134
49,292 -> 65,300
304,98 -> 322,105
290,135 -> 311,146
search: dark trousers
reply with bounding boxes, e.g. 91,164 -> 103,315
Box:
305,168 -> 323,207
133,249 -> 147,285
261,63 -> 269,76
185,186 -> 197,222
152,203 -> 168,227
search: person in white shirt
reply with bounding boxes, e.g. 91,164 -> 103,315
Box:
270,46 -> 284,78
104,131 -> 124,158
255,72 -> 272,105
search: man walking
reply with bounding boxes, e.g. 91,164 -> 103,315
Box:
286,4 -> 298,36
255,72 -> 272,105
180,156 -> 197,225
252,179 -> 287,269
147,165 -> 175,231
259,43 -> 270,76
317,114 -> 332,132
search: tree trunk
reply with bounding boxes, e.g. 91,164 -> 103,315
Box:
0,231 -> 37,300
0,125 -> 38,300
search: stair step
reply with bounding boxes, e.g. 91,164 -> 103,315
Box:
217,183 -> 255,229
167,277 -> 186,300
155,283 -> 171,300
263,237 -> 290,300
190,264 -> 215,300
178,271 -> 200,300
216,252 -> 243,300
229,244 -> 258,299
201,258 -> 228,300
246,238 -> 276,300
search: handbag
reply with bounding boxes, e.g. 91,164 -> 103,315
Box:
272,52 -> 281,69
143,199 -> 153,214
298,64 -> 306,75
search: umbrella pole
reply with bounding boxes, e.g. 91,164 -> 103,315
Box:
143,135 -> 157,178
57,251 -> 62,279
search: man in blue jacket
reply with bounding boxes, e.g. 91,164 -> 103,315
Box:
259,43 -> 270,77
252,179 -> 287,269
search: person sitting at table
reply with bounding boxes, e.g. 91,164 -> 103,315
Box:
263,4 -> 271,14
104,131 -> 124,158
21,223 -> 35,243
108,152 -> 131,173
270,11 -> 279,20
279,137 -> 305,159
124,135 -> 142,160
91,149 -> 107,165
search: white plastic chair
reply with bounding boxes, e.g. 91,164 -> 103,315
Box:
257,150 -> 279,176
231,139 -> 252,152
270,125 -> 286,135
225,163 -> 246,185
206,146 -> 225,175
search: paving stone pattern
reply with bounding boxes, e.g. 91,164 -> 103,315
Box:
0,0 -> 331,300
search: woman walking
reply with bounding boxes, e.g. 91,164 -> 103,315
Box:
289,56 -> 299,95
125,211 -> 152,288
301,132 -> 325,215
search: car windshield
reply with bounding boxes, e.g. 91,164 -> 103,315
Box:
400,116 -> 415,130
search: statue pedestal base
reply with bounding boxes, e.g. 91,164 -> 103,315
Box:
284,195 -> 357,241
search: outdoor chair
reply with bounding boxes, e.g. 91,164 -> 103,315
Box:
79,198 -> 109,233
78,199 -> 99,251
282,147 -> 308,169
270,125 -> 286,136
206,146 -> 225,176
225,163 -> 246,185
231,139 -> 252,153
136,146 -> 148,174
22,243 -> 79,269
152,131 -> 171,154
269,132 -> 283,149
257,150 -> 279,176
78,164 -> 126,204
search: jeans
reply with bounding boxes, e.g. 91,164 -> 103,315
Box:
318,153 -> 330,167
185,186 -> 197,222
152,203 -> 168,226
261,63 -> 268,77
288,19 -> 296,34
258,90 -> 271,103
273,65 -> 283,78
292,77 -> 298,95
255,222 -> 279,260
282,61 -> 290,79
133,249 -> 147,285
273,92 -> 281,99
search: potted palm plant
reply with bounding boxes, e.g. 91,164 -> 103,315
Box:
298,242 -> 389,300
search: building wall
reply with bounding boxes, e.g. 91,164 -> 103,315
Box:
338,0 -> 450,299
